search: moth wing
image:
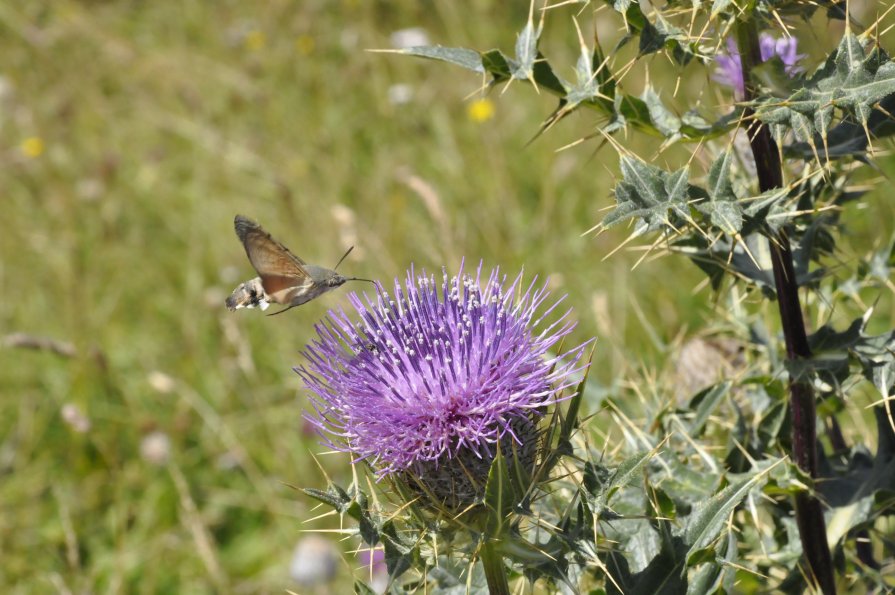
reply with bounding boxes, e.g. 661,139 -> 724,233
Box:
234,215 -> 310,304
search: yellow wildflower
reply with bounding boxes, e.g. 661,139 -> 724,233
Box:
467,98 -> 495,123
21,136 -> 44,158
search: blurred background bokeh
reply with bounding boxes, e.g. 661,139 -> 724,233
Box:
2,1 -> 893,592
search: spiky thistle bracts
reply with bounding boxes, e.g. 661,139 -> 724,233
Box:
297,264 -> 589,498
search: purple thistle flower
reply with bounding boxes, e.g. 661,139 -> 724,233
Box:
297,263 -> 588,506
714,33 -> 804,99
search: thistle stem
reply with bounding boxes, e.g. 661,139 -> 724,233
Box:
734,20 -> 836,595
480,540 -> 511,595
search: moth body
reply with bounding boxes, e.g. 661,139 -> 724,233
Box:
225,277 -> 271,311
226,215 -> 363,315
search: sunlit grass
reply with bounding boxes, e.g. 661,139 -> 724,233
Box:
3,1 -> 894,592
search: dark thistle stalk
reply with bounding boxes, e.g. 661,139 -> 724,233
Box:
734,20 -> 836,595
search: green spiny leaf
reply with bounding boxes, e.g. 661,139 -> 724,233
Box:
484,447 -> 512,536
700,151 -> 743,234
756,401 -> 788,451
592,33 -> 615,101
604,449 -> 653,503
395,46 -> 485,73
688,381 -> 732,437
687,531 -> 736,594
656,457 -> 721,504
610,536 -> 688,595
604,157 -> 692,232
514,14 -> 540,82
391,22 -> 736,143
603,0 -> 695,64
642,87 -> 681,138
380,523 -> 415,583
530,53 -> 566,96
741,187 -> 791,234
559,345 -> 595,443
301,485 -> 352,513
754,31 -> 895,161
786,95 -> 895,159
683,464 -> 776,559
481,49 -> 514,82
565,38 -> 606,109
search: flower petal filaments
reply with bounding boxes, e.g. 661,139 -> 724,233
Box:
297,264 -> 588,491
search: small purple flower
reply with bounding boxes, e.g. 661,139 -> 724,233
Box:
359,549 -> 387,593
714,33 -> 804,98
298,264 -> 588,506
359,548 -> 386,574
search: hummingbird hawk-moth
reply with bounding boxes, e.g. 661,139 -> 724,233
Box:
226,215 -> 372,315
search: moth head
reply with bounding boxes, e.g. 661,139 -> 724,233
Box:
325,271 -> 348,288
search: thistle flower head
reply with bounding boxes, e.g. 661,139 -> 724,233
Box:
714,33 -> 804,99
298,263 -> 588,507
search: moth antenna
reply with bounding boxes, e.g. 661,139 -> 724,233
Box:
333,246 -> 355,271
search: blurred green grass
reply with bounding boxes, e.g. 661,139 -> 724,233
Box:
2,1 -> 894,592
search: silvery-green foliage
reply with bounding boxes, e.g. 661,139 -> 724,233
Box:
350,1 -> 895,593
756,32 -> 895,159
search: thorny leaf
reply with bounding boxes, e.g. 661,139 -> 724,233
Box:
603,156 -> 691,233
698,151 -> 743,234
603,0 -> 697,64
683,464 -> 777,560
754,31 -> 895,160
395,18 -> 732,142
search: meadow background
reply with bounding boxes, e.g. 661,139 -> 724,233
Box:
2,1 -> 893,592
